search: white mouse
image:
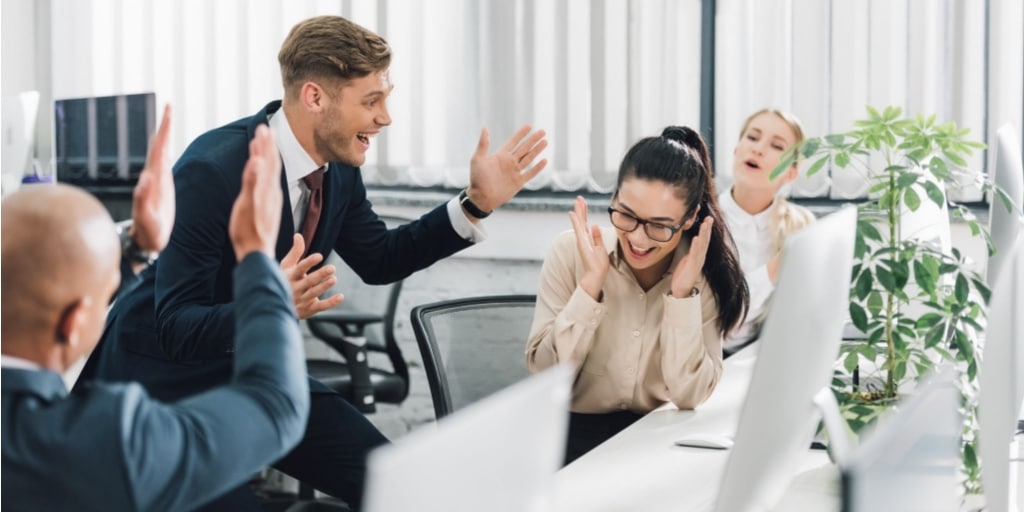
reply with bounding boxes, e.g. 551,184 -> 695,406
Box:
674,432 -> 735,450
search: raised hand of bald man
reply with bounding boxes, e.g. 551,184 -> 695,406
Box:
130,104 -> 174,254
229,125 -> 284,260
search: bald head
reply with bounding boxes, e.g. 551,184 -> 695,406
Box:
2,184 -> 121,368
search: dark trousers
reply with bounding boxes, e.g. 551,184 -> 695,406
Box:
195,390 -> 388,512
563,410 -> 644,466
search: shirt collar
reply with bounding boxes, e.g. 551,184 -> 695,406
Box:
721,187 -> 774,231
269,108 -> 325,184
1,354 -> 43,370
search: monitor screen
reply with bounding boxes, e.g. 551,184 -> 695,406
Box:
713,206 -> 857,512
53,92 -> 156,185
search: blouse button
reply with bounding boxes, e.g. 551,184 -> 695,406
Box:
632,330 -> 640,337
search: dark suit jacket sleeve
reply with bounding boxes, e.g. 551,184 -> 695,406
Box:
153,158 -> 238,360
333,170 -> 473,284
122,252 -> 308,510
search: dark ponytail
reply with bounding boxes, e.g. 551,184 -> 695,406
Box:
617,126 -> 749,336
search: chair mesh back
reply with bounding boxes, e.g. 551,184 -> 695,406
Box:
420,299 -> 536,414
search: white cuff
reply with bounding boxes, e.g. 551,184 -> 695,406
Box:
446,197 -> 487,243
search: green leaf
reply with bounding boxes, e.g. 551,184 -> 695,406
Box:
913,260 -> 937,296
922,180 -> 945,207
915,312 -> 944,329
854,270 -> 874,301
893,361 -> 907,382
964,439 -> 978,468
971,278 -> 991,304
858,220 -> 883,242
850,302 -> 869,332
771,153 -> 797,180
943,149 -> 968,167
806,155 -> 830,177
876,266 -> 896,293
835,151 -> 851,169
825,134 -> 846,147
801,138 -> 821,157
955,273 -> 969,303
844,350 -> 860,374
896,172 -> 919,188
994,186 -> 1016,214
866,291 -> 884,316
903,187 -> 921,212
890,259 -> 910,289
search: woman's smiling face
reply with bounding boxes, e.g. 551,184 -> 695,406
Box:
611,178 -> 693,274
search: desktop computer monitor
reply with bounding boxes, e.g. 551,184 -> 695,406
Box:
987,124 -> 1024,288
840,366 -> 962,512
978,234 -> 1024,512
713,206 -> 857,512
363,364 -> 572,512
53,92 -> 155,185
1,91 -> 40,196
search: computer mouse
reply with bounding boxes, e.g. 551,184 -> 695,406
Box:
673,432 -> 735,450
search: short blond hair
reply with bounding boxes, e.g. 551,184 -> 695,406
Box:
278,15 -> 391,96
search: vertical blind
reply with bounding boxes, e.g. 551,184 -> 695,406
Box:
46,0 -> 1023,200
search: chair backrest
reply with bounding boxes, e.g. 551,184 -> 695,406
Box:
410,294 -> 537,419
987,124 -> 1024,288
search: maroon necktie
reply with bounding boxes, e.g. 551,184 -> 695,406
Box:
299,168 -> 325,255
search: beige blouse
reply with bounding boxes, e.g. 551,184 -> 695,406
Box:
526,228 -> 723,414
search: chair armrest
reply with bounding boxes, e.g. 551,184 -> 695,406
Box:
307,311 -> 385,413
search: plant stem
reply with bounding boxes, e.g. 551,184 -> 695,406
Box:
885,158 -> 897,398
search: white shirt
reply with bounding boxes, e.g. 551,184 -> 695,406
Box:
1,354 -> 42,370
268,108 -> 485,242
718,188 -> 775,351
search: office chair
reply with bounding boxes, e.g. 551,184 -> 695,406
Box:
304,214 -> 412,414
409,294 -> 537,419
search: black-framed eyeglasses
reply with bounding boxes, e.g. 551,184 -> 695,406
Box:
607,206 -> 683,243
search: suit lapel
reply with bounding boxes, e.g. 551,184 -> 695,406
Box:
274,161 -> 295,261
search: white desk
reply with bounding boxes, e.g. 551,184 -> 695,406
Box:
551,344 -> 839,512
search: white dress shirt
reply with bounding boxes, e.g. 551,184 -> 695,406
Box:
268,108 -> 485,242
1,354 -> 42,370
718,188 -> 775,351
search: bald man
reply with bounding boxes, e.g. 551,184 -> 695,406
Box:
1,118 -> 310,511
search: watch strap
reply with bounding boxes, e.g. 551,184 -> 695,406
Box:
458,189 -> 492,219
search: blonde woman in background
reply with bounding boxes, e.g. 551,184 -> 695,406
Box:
719,109 -> 816,355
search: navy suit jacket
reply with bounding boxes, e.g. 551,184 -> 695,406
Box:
83,101 -> 471,400
2,254 -> 309,511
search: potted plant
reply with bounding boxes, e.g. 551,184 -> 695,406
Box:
772,106 -> 1015,493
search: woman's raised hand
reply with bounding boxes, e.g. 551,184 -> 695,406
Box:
569,196 -> 610,301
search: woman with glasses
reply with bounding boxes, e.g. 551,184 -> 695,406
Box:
526,126 -> 749,464
718,109 -> 815,356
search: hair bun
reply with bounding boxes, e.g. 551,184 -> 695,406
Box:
661,126 -> 688,143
